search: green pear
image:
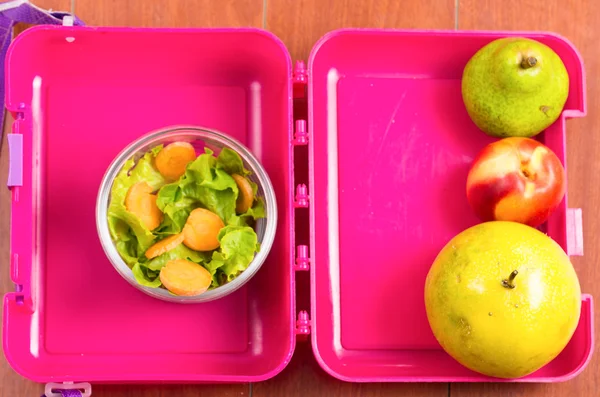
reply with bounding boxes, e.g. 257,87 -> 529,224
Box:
461,37 -> 569,138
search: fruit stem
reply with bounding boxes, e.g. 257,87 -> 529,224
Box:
521,57 -> 537,69
502,270 -> 519,289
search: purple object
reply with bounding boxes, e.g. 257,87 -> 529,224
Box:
42,382 -> 90,397
0,22 -> 594,389
42,390 -> 82,397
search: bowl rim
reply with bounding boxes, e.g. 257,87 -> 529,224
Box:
95,124 -> 278,303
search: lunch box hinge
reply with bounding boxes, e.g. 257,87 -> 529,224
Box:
293,119 -> 308,145
295,310 -> 311,336
293,60 -> 308,86
44,382 -> 92,397
294,184 -> 309,208
294,245 -> 310,271
292,60 -> 307,100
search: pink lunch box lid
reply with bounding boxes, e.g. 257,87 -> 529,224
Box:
2,25 -> 594,387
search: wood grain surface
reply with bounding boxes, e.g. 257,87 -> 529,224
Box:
266,0 -> 455,63
1,1 -> 598,397
74,0 -> 262,28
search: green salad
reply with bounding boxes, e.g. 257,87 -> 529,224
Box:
107,141 -> 265,296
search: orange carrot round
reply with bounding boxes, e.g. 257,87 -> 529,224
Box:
182,208 -> 224,251
159,259 -> 211,296
155,141 -> 196,181
125,182 -> 163,230
232,174 -> 254,214
144,233 -> 184,259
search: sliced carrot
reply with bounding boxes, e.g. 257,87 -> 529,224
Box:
232,174 -> 254,214
159,259 -> 211,296
144,233 -> 184,259
155,141 -> 196,181
125,182 -> 163,230
182,208 -> 224,251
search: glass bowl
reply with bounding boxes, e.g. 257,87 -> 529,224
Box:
95,126 -> 277,303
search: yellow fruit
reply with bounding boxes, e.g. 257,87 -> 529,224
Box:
424,221 -> 581,379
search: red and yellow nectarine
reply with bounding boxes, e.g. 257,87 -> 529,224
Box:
466,137 -> 565,227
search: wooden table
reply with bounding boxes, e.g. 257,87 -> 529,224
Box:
1,0 -> 598,396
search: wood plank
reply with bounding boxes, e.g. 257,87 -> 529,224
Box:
255,1 -> 454,396
0,1 -> 262,396
74,0 -> 263,27
454,0 -> 600,396
1,2 -> 73,396
267,0 -> 455,62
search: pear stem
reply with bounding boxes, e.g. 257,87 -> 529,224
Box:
502,270 -> 519,289
521,57 -> 537,69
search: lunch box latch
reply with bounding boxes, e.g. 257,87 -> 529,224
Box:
7,133 -> 23,188
7,106 -> 25,188
566,208 -> 584,256
44,382 -> 92,397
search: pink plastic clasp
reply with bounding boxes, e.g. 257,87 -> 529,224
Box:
294,184 -> 309,208
567,208 -> 583,256
295,310 -> 311,336
293,119 -> 308,145
7,134 -> 23,188
295,245 -> 310,271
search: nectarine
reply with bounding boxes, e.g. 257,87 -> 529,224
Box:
466,137 -> 565,227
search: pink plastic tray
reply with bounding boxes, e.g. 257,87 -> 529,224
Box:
2,26 -> 594,388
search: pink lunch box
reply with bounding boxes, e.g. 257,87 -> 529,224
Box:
2,24 -> 594,393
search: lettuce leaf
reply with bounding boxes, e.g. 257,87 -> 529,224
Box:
129,145 -> 165,189
217,148 -> 264,223
181,149 -> 238,222
147,244 -> 211,271
216,147 -> 251,176
155,183 -> 197,234
229,196 -> 266,227
115,238 -> 138,266
157,148 -> 239,225
205,225 -> 259,287
132,263 -> 162,288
